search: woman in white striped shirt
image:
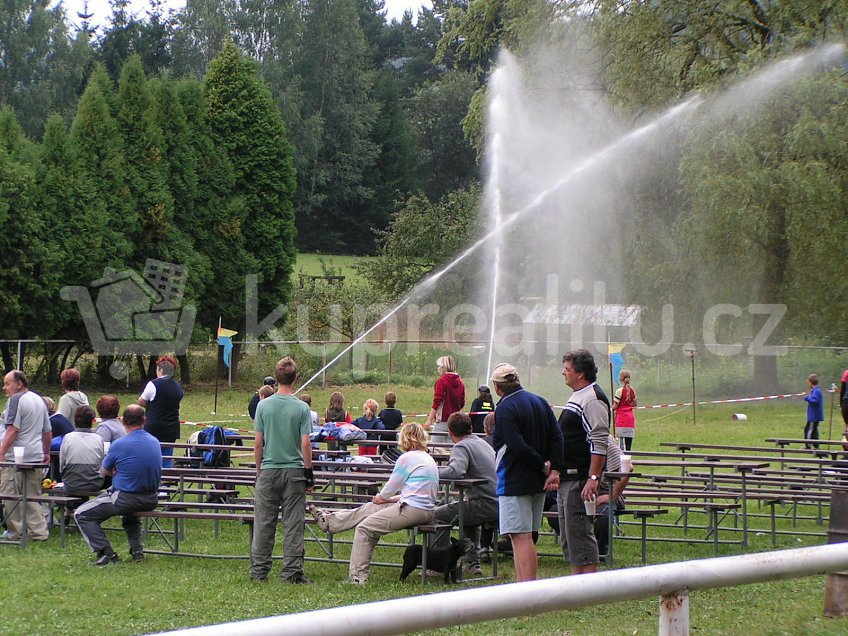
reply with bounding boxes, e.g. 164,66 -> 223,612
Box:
309,422 -> 438,584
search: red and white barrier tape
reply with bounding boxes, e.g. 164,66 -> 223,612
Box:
176,388 -> 821,430
632,392 -> 806,410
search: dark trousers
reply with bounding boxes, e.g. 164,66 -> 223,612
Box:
75,490 -> 159,555
805,421 -> 820,449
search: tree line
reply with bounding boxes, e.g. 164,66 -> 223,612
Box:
0,0 -> 481,381
1,0 -> 847,388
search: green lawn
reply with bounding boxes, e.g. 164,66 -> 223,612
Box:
293,252 -> 373,283
2,387 -> 847,635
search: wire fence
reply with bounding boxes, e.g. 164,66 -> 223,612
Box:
3,338 -> 848,405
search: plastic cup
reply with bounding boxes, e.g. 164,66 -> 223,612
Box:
13,446 -> 24,464
584,495 -> 596,517
103,441 -> 111,454
620,455 -> 632,473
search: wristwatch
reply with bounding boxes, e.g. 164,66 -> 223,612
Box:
589,474 -> 599,481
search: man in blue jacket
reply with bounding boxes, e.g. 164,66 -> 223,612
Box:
491,362 -> 563,582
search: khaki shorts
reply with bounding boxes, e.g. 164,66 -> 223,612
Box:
499,493 -> 545,535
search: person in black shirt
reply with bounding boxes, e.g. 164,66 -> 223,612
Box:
249,376 -> 277,420
469,386 -> 494,434
138,355 -> 184,468
377,391 -> 403,430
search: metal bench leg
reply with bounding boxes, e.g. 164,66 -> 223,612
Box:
491,526 -> 498,578
421,536 -> 429,584
641,517 -> 648,565
712,509 -> 719,556
770,503 -> 777,547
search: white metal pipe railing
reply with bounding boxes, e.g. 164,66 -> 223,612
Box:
154,544 -> 848,636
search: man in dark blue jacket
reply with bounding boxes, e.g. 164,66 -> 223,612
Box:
491,362 -> 563,581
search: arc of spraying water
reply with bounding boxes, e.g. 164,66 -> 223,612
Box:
294,43 -> 847,394
294,97 -> 702,394
485,132 -> 504,382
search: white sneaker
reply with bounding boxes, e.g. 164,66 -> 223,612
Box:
344,576 -> 366,585
308,504 -> 330,532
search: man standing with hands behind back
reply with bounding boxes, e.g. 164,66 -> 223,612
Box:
491,362 -> 563,582
250,356 -> 314,584
558,349 -> 611,575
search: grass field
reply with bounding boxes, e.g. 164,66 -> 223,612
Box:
294,252 -> 372,282
2,385 -> 848,635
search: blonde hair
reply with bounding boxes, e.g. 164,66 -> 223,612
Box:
399,422 -> 428,452
619,369 -> 631,384
483,411 -> 496,436
42,396 -> 56,415
258,385 -> 275,399
363,399 -> 379,419
436,355 -> 457,373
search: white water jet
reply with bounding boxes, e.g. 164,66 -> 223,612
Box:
295,42 -> 846,394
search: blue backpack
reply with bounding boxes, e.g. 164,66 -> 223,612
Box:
199,425 -> 229,468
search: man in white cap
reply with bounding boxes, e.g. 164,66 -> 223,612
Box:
490,362 -> 563,582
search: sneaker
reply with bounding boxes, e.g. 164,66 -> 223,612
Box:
94,550 -> 120,566
344,576 -> 366,585
425,569 -> 441,578
284,573 -> 311,585
465,563 -> 483,576
308,504 -> 330,532
250,575 -> 268,583
130,550 -> 144,563
479,548 -> 491,564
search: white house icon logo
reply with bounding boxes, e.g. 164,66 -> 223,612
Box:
61,259 -> 196,375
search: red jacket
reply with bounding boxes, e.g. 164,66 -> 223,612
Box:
432,373 -> 465,422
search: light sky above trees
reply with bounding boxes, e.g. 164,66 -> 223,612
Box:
58,0 -> 432,29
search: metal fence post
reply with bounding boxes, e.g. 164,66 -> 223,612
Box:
387,342 -> 393,385
659,589 -> 689,635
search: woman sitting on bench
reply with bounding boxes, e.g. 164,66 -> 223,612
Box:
309,422 -> 438,584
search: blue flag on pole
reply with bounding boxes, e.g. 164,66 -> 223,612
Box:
608,344 -> 626,385
217,327 -> 237,368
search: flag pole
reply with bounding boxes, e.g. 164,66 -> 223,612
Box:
829,382 -> 837,441
213,317 -> 221,415
608,334 -> 615,437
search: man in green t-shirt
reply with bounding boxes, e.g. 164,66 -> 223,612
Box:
250,356 -> 314,583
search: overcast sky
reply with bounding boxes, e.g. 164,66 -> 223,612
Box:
58,1 -> 433,29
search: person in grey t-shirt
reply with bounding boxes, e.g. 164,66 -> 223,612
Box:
57,368 -> 89,422
0,371 -> 51,541
434,412 -> 499,573
94,395 -> 126,443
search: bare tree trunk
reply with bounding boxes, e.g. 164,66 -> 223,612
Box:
136,355 -> 147,381
59,343 -> 75,376
146,355 -> 157,380
177,354 -> 191,385
96,355 -> 114,384
0,343 -> 13,374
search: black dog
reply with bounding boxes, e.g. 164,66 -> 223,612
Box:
400,537 -> 476,583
